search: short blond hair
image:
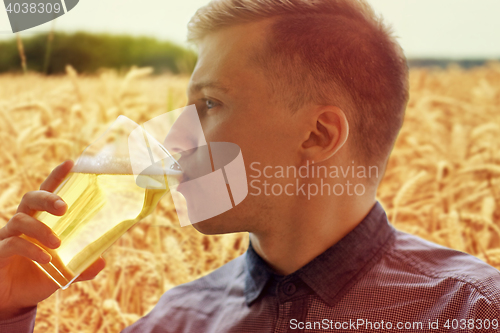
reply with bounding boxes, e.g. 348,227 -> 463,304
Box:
188,0 -> 409,170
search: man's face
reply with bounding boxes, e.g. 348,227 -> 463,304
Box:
183,20 -> 304,234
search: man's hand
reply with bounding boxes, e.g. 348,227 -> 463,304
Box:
0,160 -> 106,320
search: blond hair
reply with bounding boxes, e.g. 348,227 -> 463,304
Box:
188,0 -> 409,170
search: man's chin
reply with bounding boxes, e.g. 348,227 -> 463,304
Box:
190,217 -> 243,235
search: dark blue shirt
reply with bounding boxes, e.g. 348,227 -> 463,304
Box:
124,201 -> 500,332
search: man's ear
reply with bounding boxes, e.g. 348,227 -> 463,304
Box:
301,106 -> 349,163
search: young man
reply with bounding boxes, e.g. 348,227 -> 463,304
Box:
1,0 -> 499,332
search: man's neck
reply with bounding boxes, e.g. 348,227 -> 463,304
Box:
249,193 -> 377,276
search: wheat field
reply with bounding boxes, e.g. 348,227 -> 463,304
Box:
0,64 -> 499,332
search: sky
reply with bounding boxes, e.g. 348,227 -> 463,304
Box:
1,0 -> 500,58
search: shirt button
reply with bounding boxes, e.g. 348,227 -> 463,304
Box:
283,282 -> 297,296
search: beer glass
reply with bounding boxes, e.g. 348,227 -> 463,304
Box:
21,115 -> 180,289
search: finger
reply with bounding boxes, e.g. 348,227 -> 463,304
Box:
75,257 -> 106,282
0,213 -> 60,249
0,236 -> 52,264
40,160 -> 74,193
16,191 -> 67,217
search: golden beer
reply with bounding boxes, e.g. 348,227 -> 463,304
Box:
23,171 -> 168,288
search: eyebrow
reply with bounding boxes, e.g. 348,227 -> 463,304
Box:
189,81 -> 230,94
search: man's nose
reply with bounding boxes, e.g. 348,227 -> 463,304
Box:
163,105 -> 207,157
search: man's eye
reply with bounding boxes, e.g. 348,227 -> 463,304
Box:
205,99 -> 217,109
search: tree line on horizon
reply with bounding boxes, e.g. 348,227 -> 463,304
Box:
0,32 -> 198,75
408,58 -> 498,69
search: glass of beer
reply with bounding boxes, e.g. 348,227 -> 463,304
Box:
21,115 -> 181,289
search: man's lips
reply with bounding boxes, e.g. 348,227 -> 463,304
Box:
167,146 -> 215,187
178,173 -> 190,184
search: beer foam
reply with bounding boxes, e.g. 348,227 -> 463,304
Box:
72,154 -> 181,176
72,155 -> 134,174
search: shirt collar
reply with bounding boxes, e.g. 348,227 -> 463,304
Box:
244,201 -> 396,306
244,239 -> 277,305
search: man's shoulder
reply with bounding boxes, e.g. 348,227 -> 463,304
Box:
123,253 -> 247,332
160,252 -> 246,303
387,230 -> 500,301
